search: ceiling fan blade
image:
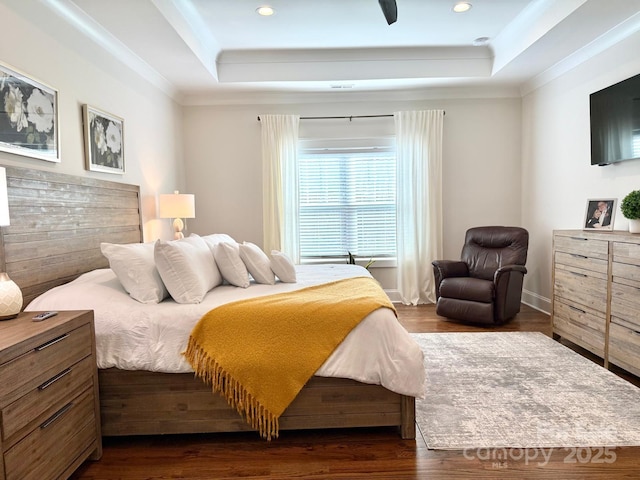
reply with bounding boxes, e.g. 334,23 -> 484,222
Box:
378,0 -> 397,25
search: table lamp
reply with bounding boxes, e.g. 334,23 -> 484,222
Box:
159,190 -> 195,240
0,167 -> 22,320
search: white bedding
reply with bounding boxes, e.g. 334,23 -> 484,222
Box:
27,264 -> 425,398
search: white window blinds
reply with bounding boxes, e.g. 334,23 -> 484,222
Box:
298,145 -> 396,259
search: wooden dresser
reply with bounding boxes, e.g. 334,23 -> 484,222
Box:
552,230 -> 640,377
0,310 -> 101,480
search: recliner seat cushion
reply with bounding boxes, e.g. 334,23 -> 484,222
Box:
436,298 -> 495,324
439,277 -> 494,303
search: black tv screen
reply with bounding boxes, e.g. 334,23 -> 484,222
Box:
590,72 -> 640,166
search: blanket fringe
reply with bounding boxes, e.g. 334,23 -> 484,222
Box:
184,337 -> 280,440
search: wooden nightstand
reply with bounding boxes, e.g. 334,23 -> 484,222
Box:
0,310 -> 101,480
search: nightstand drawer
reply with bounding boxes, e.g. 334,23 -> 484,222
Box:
0,323 -> 92,407
1,356 -> 94,444
3,387 -> 97,480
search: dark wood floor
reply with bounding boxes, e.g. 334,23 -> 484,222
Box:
71,304 -> 640,480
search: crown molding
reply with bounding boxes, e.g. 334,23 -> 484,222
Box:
520,10 -> 640,95
41,0 -> 177,98
180,85 -> 522,107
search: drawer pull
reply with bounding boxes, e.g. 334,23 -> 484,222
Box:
570,236 -> 588,241
35,333 -> 69,351
570,253 -> 588,259
38,368 -> 71,391
40,402 -> 73,429
569,305 -> 586,314
570,271 -> 588,278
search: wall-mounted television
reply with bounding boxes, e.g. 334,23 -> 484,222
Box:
590,72 -> 640,166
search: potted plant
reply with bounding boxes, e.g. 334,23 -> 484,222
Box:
621,190 -> 640,233
347,252 -> 375,270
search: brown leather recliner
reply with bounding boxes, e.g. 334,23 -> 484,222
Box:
432,226 -> 529,325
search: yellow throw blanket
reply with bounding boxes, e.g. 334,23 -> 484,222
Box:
184,276 -> 395,440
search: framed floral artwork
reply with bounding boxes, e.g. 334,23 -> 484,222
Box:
0,62 -> 59,162
83,104 -> 124,174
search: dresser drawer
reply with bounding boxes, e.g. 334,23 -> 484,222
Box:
0,323 -> 92,407
608,322 -> 640,378
554,234 -> 609,260
553,297 -> 606,356
612,261 -> 640,289
612,241 -> 640,267
610,282 -> 640,330
554,265 -> 607,314
3,387 -> 97,480
555,251 -> 608,275
1,355 -> 94,445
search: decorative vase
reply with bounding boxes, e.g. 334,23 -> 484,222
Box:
629,219 -> 640,234
0,272 -> 22,320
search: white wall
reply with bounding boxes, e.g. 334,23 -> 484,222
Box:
521,30 -> 640,312
183,96 -> 522,289
0,1 -> 184,241
4,0 -> 639,307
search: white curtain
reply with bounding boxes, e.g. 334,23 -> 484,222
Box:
261,114 -> 300,261
394,110 -> 444,305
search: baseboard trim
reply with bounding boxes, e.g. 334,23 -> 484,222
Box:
522,289 -> 551,315
385,290 -> 402,303
387,288 -> 551,314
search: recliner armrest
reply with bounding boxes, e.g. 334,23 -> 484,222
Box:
492,264 -> 528,323
432,260 -> 469,279
432,260 -> 469,300
493,264 -> 527,283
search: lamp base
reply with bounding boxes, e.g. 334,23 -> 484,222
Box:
172,217 -> 185,240
0,313 -> 18,321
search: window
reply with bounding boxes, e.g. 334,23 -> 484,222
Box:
298,142 -> 396,261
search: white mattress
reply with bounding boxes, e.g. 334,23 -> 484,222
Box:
27,264 -> 425,398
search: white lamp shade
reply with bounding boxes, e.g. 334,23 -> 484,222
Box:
0,167 -> 10,226
0,273 -> 22,320
159,191 -> 195,219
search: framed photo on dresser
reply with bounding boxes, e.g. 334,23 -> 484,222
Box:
584,198 -> 616,230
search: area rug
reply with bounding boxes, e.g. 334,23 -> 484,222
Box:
411,332 -> 640,449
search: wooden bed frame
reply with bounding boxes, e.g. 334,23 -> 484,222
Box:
0,164 -> 416,440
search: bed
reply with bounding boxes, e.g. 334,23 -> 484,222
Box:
1,165 -> 423,439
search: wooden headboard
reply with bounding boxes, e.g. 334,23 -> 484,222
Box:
0,165 -> 142,308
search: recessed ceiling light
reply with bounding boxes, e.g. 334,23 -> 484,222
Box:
256,6 -> 275,16
473,36 -> 490,46
453,2 -> 472,13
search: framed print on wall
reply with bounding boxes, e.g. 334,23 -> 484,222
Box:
0,62 -> 59,162
83,104 -> 124,174
584,198 -> 616,230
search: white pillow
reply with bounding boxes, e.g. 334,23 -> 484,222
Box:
270,250 -> 297,283
154,235 -> 222,303
239,242 -> 275,285
100,242 -> 168,304
200,233 -> 237,254
213,242 -> 250,288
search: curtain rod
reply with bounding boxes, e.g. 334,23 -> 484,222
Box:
257,114 -> 392,122
257,112 -> 444,121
